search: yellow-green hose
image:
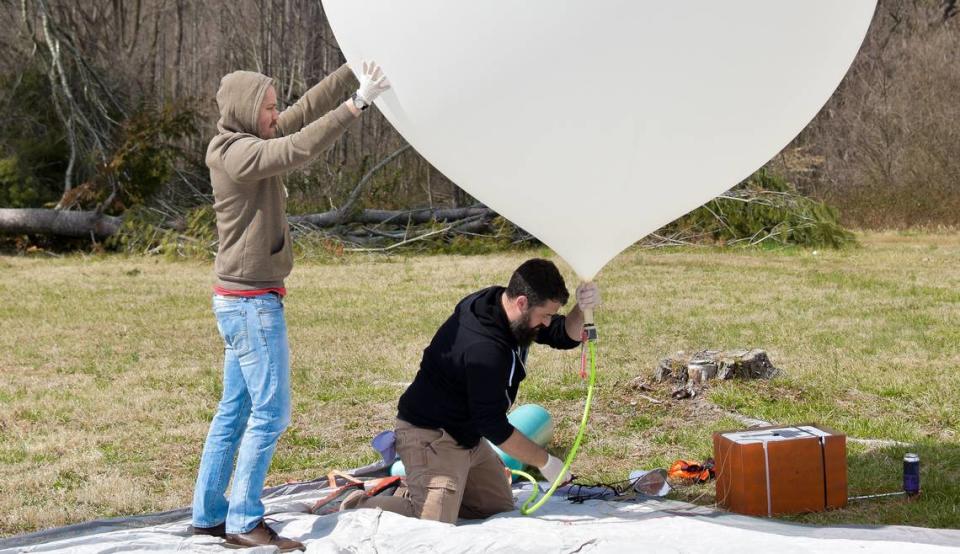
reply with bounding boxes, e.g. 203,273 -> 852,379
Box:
511,335 -> 597,515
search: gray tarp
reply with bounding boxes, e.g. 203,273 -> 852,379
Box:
2,475 -> 958,553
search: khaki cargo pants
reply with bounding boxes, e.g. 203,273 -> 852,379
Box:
356,419 -> 515,523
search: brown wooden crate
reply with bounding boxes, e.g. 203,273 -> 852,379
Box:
713,424 -> 847,516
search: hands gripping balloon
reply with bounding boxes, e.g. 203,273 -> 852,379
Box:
355,61 -> 391,105
576,282 -> 601,324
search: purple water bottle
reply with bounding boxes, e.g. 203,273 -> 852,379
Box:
903,453 -> 920,496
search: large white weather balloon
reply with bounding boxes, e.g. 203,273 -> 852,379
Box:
324,1 -> 876,279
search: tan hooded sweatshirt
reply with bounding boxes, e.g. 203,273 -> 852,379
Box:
208,64 -> 359,291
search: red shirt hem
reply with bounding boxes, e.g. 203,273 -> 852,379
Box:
213,286 -> 286,297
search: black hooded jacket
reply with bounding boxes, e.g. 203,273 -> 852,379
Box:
397,286 -> 580,448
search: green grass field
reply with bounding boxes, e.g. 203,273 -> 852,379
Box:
1,232 -> 958,537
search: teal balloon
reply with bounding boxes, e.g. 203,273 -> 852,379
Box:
388,404 -> 553,477
493,404 -> 554,471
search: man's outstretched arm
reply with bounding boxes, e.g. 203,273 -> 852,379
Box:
277,64 -> 357,135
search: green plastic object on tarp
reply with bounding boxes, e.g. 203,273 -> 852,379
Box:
389,404 -> 553,476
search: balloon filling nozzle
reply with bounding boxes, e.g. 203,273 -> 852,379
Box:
583,323 -> 598,342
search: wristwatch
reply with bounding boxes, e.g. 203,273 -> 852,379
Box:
351,92 -> 370,111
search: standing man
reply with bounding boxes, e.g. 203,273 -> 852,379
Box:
336,259 -> 601,523
189,62 -> 390,550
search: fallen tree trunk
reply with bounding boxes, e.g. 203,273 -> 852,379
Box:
289,206 -> 496,228
0,206 -> 497,240
0,208 -> 122,238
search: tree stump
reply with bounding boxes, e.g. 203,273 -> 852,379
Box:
654,349 -> 780,399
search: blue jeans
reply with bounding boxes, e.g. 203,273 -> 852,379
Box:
191,293 -> 291,534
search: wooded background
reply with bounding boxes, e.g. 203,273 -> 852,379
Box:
0,0 -> 957,249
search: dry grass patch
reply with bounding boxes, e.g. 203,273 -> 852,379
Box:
1,232 -> 958,535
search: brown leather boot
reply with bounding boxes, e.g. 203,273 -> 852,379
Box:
224,520 -> 304,551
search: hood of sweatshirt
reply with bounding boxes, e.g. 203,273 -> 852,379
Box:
458,286 -> 519,351
214,70 -> 275,136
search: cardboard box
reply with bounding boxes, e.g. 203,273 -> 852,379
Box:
713,424 -> 847,516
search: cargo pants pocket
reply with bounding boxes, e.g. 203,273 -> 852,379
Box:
419,475 -> 460,524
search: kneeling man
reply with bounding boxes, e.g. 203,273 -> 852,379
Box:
342,258 -> 600,522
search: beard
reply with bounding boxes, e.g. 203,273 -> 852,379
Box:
510,310 -> 544,347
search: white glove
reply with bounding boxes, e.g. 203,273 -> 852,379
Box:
355,60 -> 391,104
575,282 -> 602,311
539,454 -> 573,486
